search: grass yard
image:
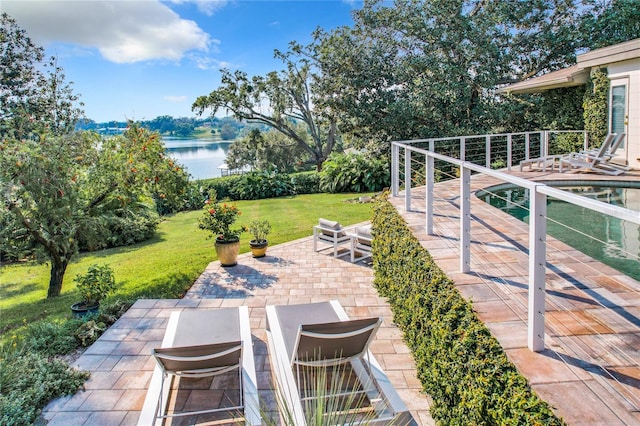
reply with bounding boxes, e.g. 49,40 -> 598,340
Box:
0,193 -> 374,337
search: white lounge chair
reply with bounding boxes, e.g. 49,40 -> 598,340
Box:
266,300 -> 413,425
138,306 -> 260,425
350,224 -> 373,263
559,133 -> 627,175
313,218 -> 351,257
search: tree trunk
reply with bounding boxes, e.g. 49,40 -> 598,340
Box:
47,258 -> 69,298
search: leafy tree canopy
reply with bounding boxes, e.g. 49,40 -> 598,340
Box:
1,15 -> 190,299
1,124 -> 189,298
192,46 -> 339,170
1,12 -> 84,139
309,0 -> 590,144
226,125 -> 311,172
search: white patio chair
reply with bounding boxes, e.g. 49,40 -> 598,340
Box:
313,218 -> 351,257
138,306 -> 260,425
559,133 -> 627,175
266,300 -> 412,425
350,224 -> 373,262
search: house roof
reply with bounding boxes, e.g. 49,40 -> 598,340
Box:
496,65 -> 589,94
497,38 -> 640,95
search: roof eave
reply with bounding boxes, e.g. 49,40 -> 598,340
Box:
496,68 -> 589,95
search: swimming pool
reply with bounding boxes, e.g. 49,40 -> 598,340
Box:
476,181 -> 640,281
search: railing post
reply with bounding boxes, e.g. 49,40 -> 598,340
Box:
405,148 -> 412,212
391,143 -> 399,197
485,135 -> 491,168
426,154 -> 434,235
584,131 -> 589,151
507,134 -> 513,170
542,131 -> 549,157
528,185 -> 547,352
460,164 -> 471,273
460,137 -> 466,161
525,133 -> 530,160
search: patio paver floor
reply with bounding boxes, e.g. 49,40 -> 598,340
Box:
42,169 -> 640,425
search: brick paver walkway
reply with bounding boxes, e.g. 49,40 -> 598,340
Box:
42,235 -> 433,425
42,170 -> 640,425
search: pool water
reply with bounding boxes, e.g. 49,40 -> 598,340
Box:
476,183 -> 640,281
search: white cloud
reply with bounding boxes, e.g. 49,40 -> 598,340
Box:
169,0 -> 230,16
3,0 -> 211,63
164,95 -> 188,102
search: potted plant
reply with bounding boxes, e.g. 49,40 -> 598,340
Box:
198,198 -> 245,266
71,264 -> 116,317
248,219 -> 271,258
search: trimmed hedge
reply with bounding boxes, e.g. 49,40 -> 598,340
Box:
371,196 -> 564,425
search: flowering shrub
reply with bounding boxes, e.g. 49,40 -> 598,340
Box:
198,199 -> 244,242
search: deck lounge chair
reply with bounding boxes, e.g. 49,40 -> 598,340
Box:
266,300 -> 412,425
559,133 -> 627,175
350,224 -> 373,263
313,218 -> 351,257
138,306 -> 260,425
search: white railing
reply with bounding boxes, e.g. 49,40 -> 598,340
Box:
391,134 -> 639,352
393,130 -> 588,171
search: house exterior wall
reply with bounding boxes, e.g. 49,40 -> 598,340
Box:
606,58 -> 640,169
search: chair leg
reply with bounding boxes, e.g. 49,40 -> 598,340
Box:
313,228 -> 318,252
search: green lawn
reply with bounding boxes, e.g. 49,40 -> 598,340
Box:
0,193 -> 374,336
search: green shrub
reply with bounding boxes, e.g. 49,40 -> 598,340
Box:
290,171 -> 321,194
77,203 -> 159,252
320,152 -> 389,193
371,196 -> 564,425
201,175 -> 244,200
74,264 -> 117,306
22,320 -> 82,357
234,170 -> 295,200
552,133 -> 584,155
0,348 -> 89,426
583,68 -> 609,147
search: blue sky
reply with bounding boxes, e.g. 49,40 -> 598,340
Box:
4,0 -> 359,122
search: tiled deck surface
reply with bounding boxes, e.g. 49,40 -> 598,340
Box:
42,170 -> 639,425
390,170 -> 640,425
42,235 -> 432,425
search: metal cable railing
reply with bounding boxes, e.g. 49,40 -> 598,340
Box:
391,134 -> 640,352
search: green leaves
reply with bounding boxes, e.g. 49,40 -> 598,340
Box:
371,196 -> 564,425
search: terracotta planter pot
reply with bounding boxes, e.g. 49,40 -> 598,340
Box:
215,239 -> 240,266
249,240 -> 268,258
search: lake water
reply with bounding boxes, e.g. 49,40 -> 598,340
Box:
164,138 -> 230,180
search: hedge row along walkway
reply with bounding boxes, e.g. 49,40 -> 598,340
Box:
389,169 -> 640,425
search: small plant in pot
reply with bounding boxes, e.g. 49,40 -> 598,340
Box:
199,198 -> 245,266
71,264 -> 116,317
248,219 -> 271,258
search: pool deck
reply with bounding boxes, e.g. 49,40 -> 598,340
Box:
42,169 -> 640,425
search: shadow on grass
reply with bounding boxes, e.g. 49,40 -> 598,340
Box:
0,292 -> 77,334
0,281 -> 41,299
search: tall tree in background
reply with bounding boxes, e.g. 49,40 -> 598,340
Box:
192,46 -> 338,171
226,125 -> 310,172
1,125 -> 188,298
310,0 -> 597,143
581,0 -> 640,49
1,14 -> 190,298
1,13 -> 84,139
